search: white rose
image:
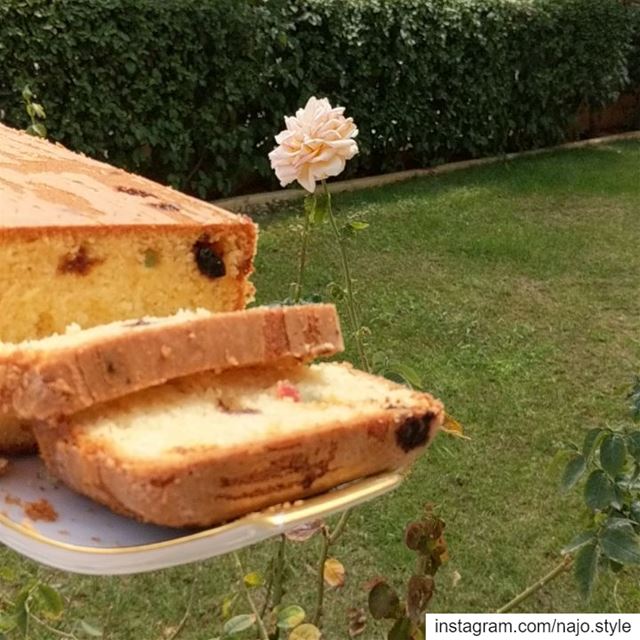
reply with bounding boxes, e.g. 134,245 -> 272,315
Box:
269,96 -> 359,193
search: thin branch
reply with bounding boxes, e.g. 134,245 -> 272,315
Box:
184,150 -> 207,188
272,534 -> 287,608
233,553 -> 270,640
259,555 -> 275,620
323,180 -> 370,372
30,614 -> 78,639
328,509 -> 352,545
165,575 -> 197,640
496,556 -> 573,613
312,527 -> 331,626
293,204 -> 313,303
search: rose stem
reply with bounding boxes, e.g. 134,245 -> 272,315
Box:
293,197 -> 313,304
232,552 -> 270,640
322,180 -> 370,372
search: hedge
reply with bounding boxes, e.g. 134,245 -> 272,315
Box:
0,0 -> 638,199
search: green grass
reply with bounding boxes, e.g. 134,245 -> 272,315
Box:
2,141 -> 640,638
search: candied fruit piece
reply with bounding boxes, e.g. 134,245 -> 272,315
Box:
276,380 -> 301,402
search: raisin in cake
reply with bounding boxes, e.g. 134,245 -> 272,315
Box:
0,123 -> 257,344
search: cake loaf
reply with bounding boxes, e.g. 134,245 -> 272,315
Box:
34,362 -> 444,528
0,304 -> 343,424
0,123 -> 257,344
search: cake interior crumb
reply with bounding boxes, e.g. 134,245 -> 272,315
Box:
24,498 -> 58,522
3,494 -> 59,522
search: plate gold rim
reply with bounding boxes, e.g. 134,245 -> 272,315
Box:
0,471 -> 403,556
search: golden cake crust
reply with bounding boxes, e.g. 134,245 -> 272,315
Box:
0,123 -> 254,234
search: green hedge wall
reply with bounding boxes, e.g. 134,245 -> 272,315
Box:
0,0 -> 638,198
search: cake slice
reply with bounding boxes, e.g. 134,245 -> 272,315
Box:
0,123 -> 257,344
0,304 -> 343,452
34,363 -> 444,528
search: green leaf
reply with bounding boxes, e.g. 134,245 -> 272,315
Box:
303,195 -> 317,223
14,607 -> 28,635
561,530 -> 596,555
26,123 -> 47,138
600,433 -> 626,476
220,594 -> 237,621
630,501 -> 640,525
32,102 -> 46,119
627,431 -> 640,462
0,566 -> 16,581
79,620 -> 103,637
243,572 -> 264,589
386,363 -> 423,389
277,605 -> 306,630
368,581 -> 401,620
612,484 -> 624,510
288,623 -> 321,640
582,428 -> 604,458
223,614 -> 256,636
0,612 -> 18,634
560,454 -> 586,492
628,379 -> 640,420
388,617 -> 411,640
600,524 -> 640,566
574,542 -> 599,599
311,193 -> 328,225
21,85 -> 33,101
34,583 -> 64,620
325,281 -> 345,301
584,470 -> 615,510
13,586 -> 31,634
347,220 -> 370,231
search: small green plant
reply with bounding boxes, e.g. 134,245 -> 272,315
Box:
560,378 -> 640,598
21,86 -> 47,139
211,552 -> 321,640
0,578 -> 63,637
366,505 -> 447,640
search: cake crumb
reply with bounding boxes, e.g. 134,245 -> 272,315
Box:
24,499 -> 58,522
0,458 -> 9,476
5,493 -> 22,506
160,345 -> 172,358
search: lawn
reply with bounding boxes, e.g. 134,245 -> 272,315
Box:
2,141 -> 640,638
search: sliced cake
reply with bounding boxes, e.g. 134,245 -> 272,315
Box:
34,362 -> 444,528
0,304 -> 343,452
0,304 -> 343,421
0,123 -> 257,344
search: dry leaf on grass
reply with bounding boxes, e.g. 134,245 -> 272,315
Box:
323,558 -> 345,588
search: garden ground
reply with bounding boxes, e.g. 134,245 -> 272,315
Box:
1,141 -> 639,638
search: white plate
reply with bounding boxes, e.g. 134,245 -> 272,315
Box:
0,456 -> 403,575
